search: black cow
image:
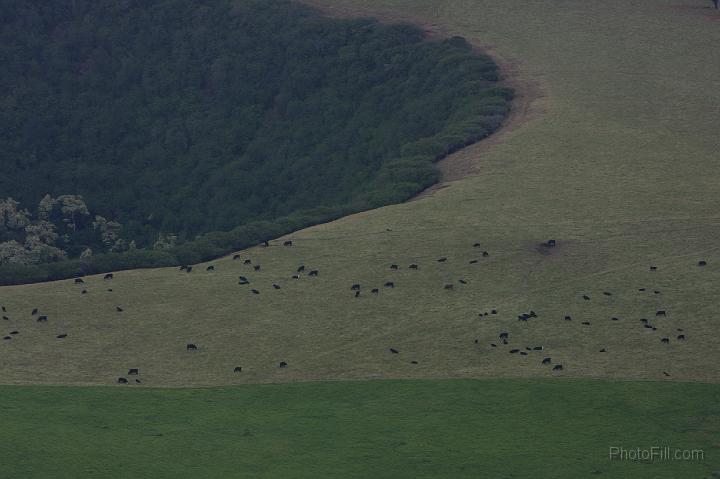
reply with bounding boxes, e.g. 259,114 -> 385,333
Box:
239,276 -> 249,283
3,336 -> 10,340
553,365 -> 563,371
499,332 -> 509,340
355,291 -> 360,298
698,260 -> 707,267
650,266 -> 657,271
1,306 -> 4,312
533,346 -> 543,351
283,240 -> 293,247
482,251 -> 489,257
542,357 -> 551,365
529,310 -> 537,318
384,281 -> 394,288
292,275 -> 300,280
135,379 -> 141,384
473,243 -> 481,247
520,352 -> 528,356
309,270 -> 318,277
186,266 -> 193,273
611,317 -> 620,321
9,331 -> 18,335
490,343 -> 497,347
644,324 -> 653,329
104,273 -> 114,280
409,264 -> 418,269
641,318 -> 648,324
599,348 -> 606,352
469,260 -> 478,264
491,309 -> 498,315
297,265 -> 305,272
390,264 -> 399,270
37,315 -> 48,322
444,284 -> 454,290
661,337 -> 669,344
509,349 -> 519,354
251,289 -> 260,295
458,279 -> 467,285
582,295 -> 590,300
564,315 -> 572,321
638,288 -> 646,291
603,291 -> 612,296
351,284 -> 361,291
234,367 -> 242,373
273,284 -> 281,290
244,259 -> 252,265
581,321 -> 591,325
75,278 -> 84,284
57,334 -> 67,339
677,334 -> 686,340
81,290 -> 87,294
118,377 -> 128,384
2,316 -> 8,320
254,265 -> 261,272
389,348 -> 399,354
663,371 -> 670,377
656,310 -> 666,316
371,288 -> 379,294
474,339 -> 479,344
654,290 -> 661,294
128,368 -> 139,375
546,239 -> 556,247
207,265 -> 215,271
180,265 -> 187,271
262,240 -> 269,247
410,361 -> 418,365
233,254 -> 240,260
187,344 -> 198,350
437,257 -> 447,263
279,361 -> 288,368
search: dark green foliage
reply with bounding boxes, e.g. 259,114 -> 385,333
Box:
0,0 -> 512,284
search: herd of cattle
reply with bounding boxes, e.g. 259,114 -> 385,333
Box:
0,238 -> 710,385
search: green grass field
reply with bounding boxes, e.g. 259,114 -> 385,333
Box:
1,0 -> 719,476
4,379 -> 719,478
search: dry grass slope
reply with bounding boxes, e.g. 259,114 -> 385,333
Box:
1,0 -> 719,387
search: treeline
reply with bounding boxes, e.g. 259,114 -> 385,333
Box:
0,0 -> 512,284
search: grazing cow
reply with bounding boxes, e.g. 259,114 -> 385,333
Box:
581,321 -> 590,325
661,337 -> 669,344
283,240 -> 293,247
3,336 -> 10,340
351,284 -> 360,291
128,368 -> 139,375
529,310 -> 537,318
135,379 -> 141,384
292,275 -> 300,280
273,284 -> 281,290
233,254 -> 240,260
251,289 -> 260,295
309,270 -> 318,277
254,265 -> 261,272
677,334 -> 685,340
469,260 -> 478,264
234,367 -> 242,373
474,339 -> 479,344
473,243 -> 481,247
491,309 -> 497,315
116,306 -> 123,312
698,260 -> 707,266
371,288 -> 379,294
656,310 -> 666,316
603,292 -> 612,296
482,251 -> 489,257
37,315 -> 48,322
677,328 -> 684,332
409,264 -> 418,270
542,357 -> 551,365
638,288 -> 646,291
81,290 -> 87,294
553,365 -> 563,371
564,315 -> 572,321
644,324 -> 653,329
663,371 -> 670,377
640,318 -> 648,324
599,348 -> 606,352
390,348 -> 399,354
75,278 -> 84,284
390,264 -> 399,270
490,343 -> 497,347
650,266 -> 657,271
118,377 -> 128,384
499,332 -> 509,340
297,265 -> 305,272
444,284 -> 454,290
533,346 -> 543,351
1,306 -> 4,312
57,334 -> 67,339
9,331 -> 18,335
509,349 -> 519,354
611,317 -> 619,321
355,291 -> 360,298
263,240 -> 269,247
104,273 -> 114,280
186,344 -> 198,351
518,315 -> 528,322
186,266 -> 192,273
207,265 -> 215,271
502,339 -> 508,345
437,257 -> 447,263
458,279 -> 467,285
239,276 -> 249,283
546,239 -> 556,247
520,352 -> 528,356
410,361 -> 418,364
180,265 -> 187,271
654,290 -> 661,294
2,316 -> 8,320
384,282 -> 394,288
279,361 -> 288,368
244,259 -> 252,265
582,295 -> 590,300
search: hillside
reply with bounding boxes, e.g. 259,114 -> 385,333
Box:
0,0 -> 511,283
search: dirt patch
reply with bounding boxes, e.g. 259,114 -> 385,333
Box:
299,1 -> 544,200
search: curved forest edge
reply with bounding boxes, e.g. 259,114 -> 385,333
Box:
0,0 -> 513,285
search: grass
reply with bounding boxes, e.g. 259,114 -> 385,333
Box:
3,379 -> 719,478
